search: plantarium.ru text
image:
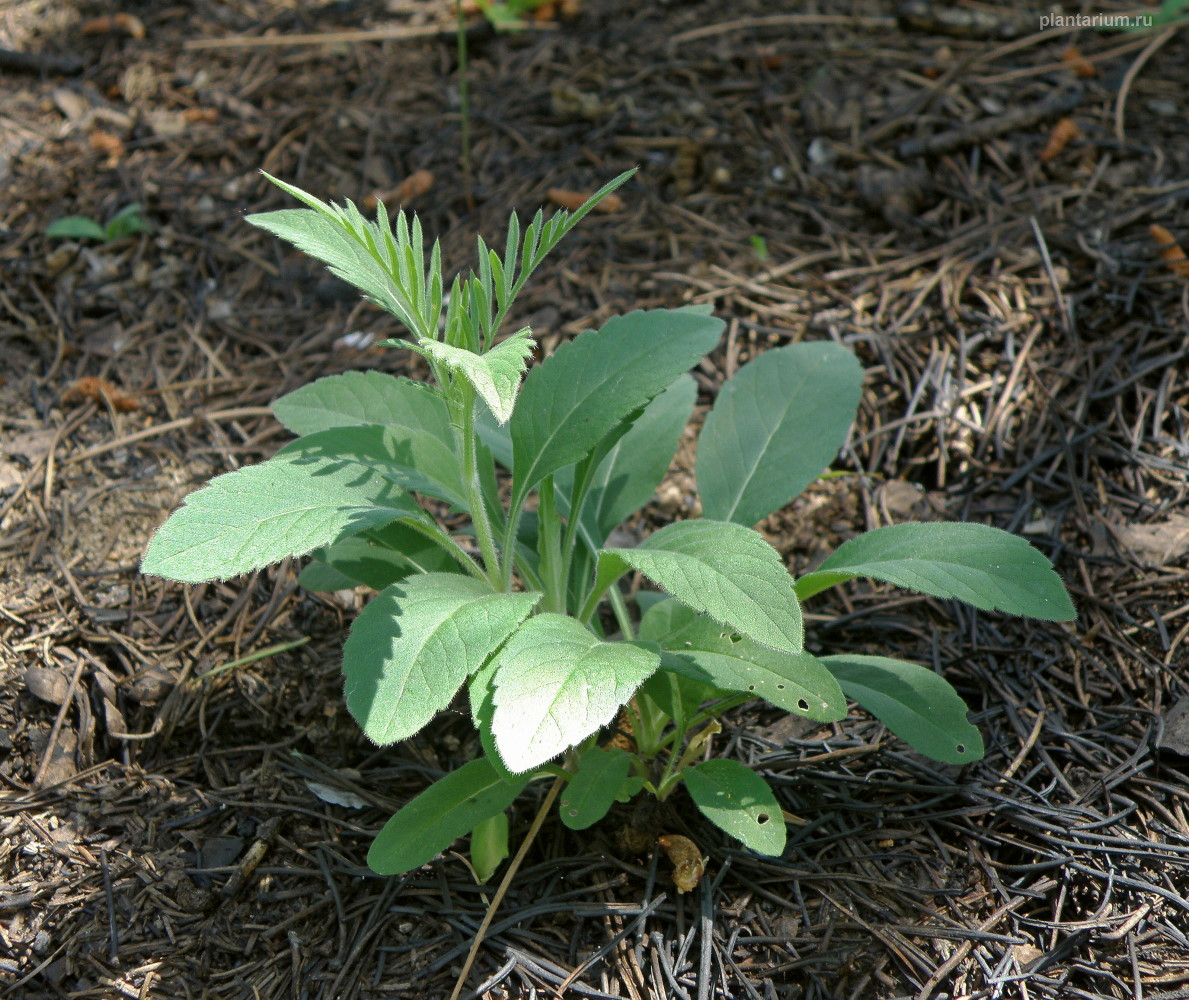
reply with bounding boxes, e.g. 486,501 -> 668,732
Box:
142,169 -> 1075,880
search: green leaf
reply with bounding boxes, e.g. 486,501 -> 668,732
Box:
601,519 -> 804,655
510,309 -> 723,501
698,342 -> 863,527
469,812 -> 509,883
643,600 -> 844,720
104,204 -> 151,240
795,522 -> 1076,621
368,759 -> 530,875
491,614 -> 660,772
559,747 -> 632,830
401,329 -> 535,425
297,559 -> 357,592
45,216 -> 107,241
141,454 -> 422,583
683,759 -> 785,856
276,424 -> 466,510
821,654 -> 984,764
558,375 -> 696,548
636,668 -> 722,725
272,371 -> 449,437
343,574 -> 540,745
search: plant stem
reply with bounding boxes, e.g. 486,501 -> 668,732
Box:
458,384 -> 504,589
537,476 -> 567,612
448,774 -> 564,1000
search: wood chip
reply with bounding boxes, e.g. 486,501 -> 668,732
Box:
80,13 -> 146,39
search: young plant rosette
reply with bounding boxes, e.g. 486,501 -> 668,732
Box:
142,170 -> 1076,876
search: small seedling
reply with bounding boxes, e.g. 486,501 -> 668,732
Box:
142,170 -> 1075,883
749,234 -> 769,261
46,202 -> 150,243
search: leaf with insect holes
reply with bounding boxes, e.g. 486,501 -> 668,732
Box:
343,574 -> 540,746
640,599 -> 845,720
141,454 -> 423,583
599,519 -> 804,655
367,759 -> 530,875
491,614 -> 659,772
683,759 -> 785,856
391,330 -> 535,425
509,309 -> 723,504
820,654 -> 984,764
795,522 -> 1076,621
698,341 -> 863,527
559,746 -> 633,830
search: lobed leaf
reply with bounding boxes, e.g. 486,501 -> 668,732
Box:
141,454 -> 422,583
821,654 -> 984,764
491,614 -> 660,772
698,341 -> 863,527
367,759 -> 530,875
601,519 -> 804,654
795,522 -> 1076,621
683,759 -> 786,856
344,574 -> 540,746
408,329 -> 535,425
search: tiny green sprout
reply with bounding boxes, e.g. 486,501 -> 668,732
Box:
46,202 -> 151,243
141,169 -> 1075,882
749,234 -> 768,260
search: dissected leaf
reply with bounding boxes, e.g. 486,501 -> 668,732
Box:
559,746 -> 632,830
601,519 -> 804,654
795,522 -> 1076,621
698,341 -> 862,527
141,454 -> 422,583
491,614 -> 660,772
510,309 -> 723,501
821,654 -> 984,764
406,330 -> 535,425
344,574 -> 539,746
683,759 -> 785,856
368,759 -> 530,875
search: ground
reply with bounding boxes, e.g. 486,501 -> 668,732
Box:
2,1 -> 1189,998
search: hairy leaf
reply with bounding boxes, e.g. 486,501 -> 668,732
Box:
273,371 -> 449,437
492,614 -> 659,772
344,574 -> 540,745
795,522 -> 1076,621
698,342 -> 863,526
404,329 -> 535,424
601,519 -> 804,654
368,759 -> 530,875
821,654 -> 984,764
141,454 -> 421,583
683,759 -> 785,856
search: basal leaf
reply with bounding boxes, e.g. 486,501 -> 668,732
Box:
683,759 -> 785,856
297,559 -> 357,592
795,522 -> 1076,621
301,521 -> 464,592
510,309 -> 723,501
412,329 -> 535,425
821,654 -> 984,764
698,342 -> 863,527
644,600 -> 844,720
277,424 -> 466,510
601,519 -> 804,654
491,614 -> 660,772
46,216 -> 108,241
368,759 -> 530,875
141,454 -> 422,583
343,574 -> 540,745
559,746 -> 632,830
469,812 -> 510,883
272,371 -> 449,437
